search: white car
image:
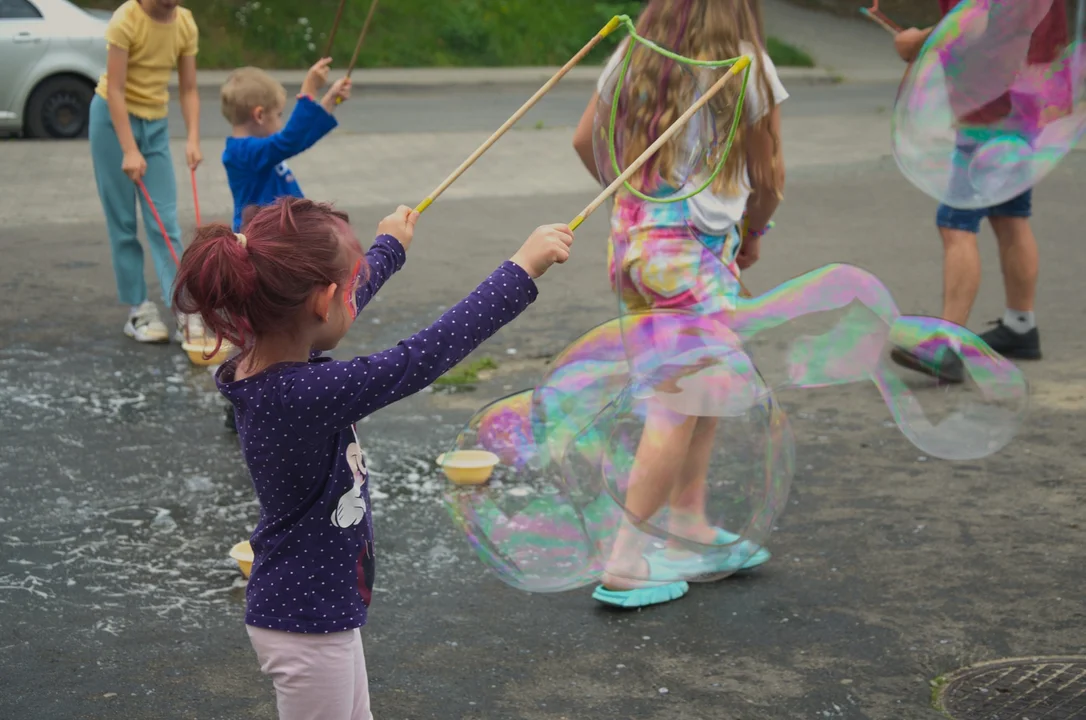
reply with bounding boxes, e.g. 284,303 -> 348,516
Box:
0,0 -> 109,138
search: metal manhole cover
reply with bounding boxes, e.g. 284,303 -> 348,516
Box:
934,657 -> 1086,719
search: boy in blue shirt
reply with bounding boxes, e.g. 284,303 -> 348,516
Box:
220,58 -> 351,230
218,59 -> 349,431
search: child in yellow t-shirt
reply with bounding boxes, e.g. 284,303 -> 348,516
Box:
89,0 -> 202,344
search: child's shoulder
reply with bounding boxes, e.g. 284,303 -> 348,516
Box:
106,2 -> 197,40
107,0 -> 140,27
222,135 -> 269,168
740,41 -> 779,74
175,6 -> 198,34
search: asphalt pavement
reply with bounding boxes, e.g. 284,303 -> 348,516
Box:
3,44 -> 1086,720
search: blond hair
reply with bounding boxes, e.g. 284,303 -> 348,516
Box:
615,0 -> 781,197
220,67 -> 287,125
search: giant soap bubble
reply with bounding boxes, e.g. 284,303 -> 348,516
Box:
606,178 -> 1030,462
893,0 -> 1086,209
440,5 -> 1034,596
444,243 -> 1030,593
443,315 -> 795,591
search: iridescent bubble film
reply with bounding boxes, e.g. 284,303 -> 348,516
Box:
443,8 -> 1035,593
609,213 -> 1030,461
443,323 -> 796,591
893,0 -> 1086,209
443,264 -> 1030,590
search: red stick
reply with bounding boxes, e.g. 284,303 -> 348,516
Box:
190,168 -> 201,227
137,179 -> 181,267
860,3 -> 902,34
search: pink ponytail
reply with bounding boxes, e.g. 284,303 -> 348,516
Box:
173,198 -> 366,356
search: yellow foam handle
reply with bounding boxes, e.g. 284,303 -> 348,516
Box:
730,55 -> 752,74
599,15 -> 622,38
415,197 -> 433,214
568,214 -> 586,232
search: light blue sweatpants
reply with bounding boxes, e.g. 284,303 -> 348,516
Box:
88,94 -> 183,308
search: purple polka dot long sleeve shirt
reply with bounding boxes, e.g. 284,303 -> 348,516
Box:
216,235 -> 538,633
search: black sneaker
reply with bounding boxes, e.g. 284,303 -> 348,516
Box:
979,319 -> 1042,360
224,405 -> 237,433
889,345 -> 965,384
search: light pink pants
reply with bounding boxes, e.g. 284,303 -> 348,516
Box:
247,625 -> 373,720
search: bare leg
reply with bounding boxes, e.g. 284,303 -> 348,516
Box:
988,216 -> 1038,312
601,401 -> 696,589
667,416 -> 718,546
940,227 -> 982,326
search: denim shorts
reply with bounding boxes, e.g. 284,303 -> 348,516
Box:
935,129 -> 1033,233
936,190 -> 1032,233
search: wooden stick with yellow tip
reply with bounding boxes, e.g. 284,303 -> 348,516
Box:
414,16 -> 624,214
566,56 -> 754,298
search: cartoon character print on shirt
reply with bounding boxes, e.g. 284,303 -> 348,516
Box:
275,161 -> 296,185
332,435 -> 368,528
331,425 -> 375,607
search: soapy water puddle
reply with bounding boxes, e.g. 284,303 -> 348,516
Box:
0,344 -> 471,642
0,340 -> 897,644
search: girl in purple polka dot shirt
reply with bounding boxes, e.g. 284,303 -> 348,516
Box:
173,197 -> 574,719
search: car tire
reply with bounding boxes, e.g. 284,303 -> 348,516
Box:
25,76 -> 95,139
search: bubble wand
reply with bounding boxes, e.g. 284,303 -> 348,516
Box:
859,1 -> 902,34
190,167 -> 201,227
414,15 -> 624,214
137,171 -> 212,350
571,56 -> 756,297
346,0 -> 379,77
569,58 -> 748,231
334,0 -> 379,105
137,178 -> 181,268
323,0 -> 348,57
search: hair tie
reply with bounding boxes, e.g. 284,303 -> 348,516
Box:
235,233 -> 247,248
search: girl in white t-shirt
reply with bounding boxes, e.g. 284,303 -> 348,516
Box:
572,0 -> 788,608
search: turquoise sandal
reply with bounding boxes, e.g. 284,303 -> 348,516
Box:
592,555 -> 690,608
654,528 -> 772,580
592,580 -> 689,608
711,527 -> 772,571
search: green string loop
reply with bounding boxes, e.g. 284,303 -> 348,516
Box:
606,15 -> 750,204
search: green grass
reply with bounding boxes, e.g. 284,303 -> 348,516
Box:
78,1 -> 816,70
433,356 -> 498,388
766,36 -> 815,68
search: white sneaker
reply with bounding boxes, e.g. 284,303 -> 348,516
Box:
124,302 -> 170,343
174,313 -> 206,344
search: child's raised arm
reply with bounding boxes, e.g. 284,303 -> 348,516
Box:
231,96 -> 340,171
283,225 -> 573,439
352,207 -> 419,313
894,27 -> 934,63
229,59 -> 344,172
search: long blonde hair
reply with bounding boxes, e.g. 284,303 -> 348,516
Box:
614,0 -> 781,197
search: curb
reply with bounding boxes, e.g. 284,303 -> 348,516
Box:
178,65 -> 840,89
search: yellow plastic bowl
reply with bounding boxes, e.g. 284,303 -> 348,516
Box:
182,338 -> 234,367
229,541 -> 254,578
437,450 -> 499,486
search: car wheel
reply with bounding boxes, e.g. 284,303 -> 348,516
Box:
25,76 -> 95,139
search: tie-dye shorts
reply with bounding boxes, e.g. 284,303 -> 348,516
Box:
607,192 -> 742,315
